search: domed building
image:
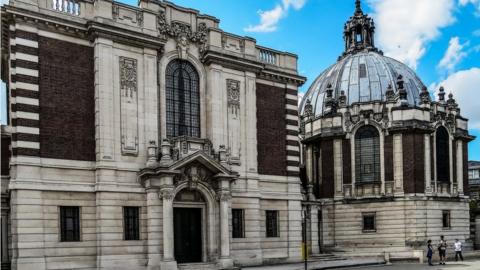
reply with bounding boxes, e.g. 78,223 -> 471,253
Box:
299,0 -> 475,258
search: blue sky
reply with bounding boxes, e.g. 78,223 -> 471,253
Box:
1,0 -> 479,160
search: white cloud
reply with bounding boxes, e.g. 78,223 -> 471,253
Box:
459,0 -> 480,16
369,0 -> 456,70
430,67 -> 480,128
244,0 -> 306,33
298,91 -> 305,106
438,37 -> 468,72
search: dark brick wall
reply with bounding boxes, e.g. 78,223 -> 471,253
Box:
256,83 -> 286,176
463,142 -> 469,195
342,139 -> 351,184
384,135 -> 393,182
1,137 -> 11,175
320,139 -> 334,198
38,37 -> 95,161
402,133 -> 425,193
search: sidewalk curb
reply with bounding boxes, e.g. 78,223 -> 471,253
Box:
315,262 -> 386,270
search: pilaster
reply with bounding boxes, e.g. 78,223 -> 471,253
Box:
393,134 -> 404,195
456,140 -> 464,195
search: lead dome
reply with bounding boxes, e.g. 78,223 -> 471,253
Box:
299,0 -> 426,117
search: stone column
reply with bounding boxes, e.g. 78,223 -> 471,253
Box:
333,139 -> 343,198
393,134 -> 404,195
160,186 -> 177,270
424,134 -> 432,194
146,189 -> 162,270
217,180 -> 233,269
456,140 -> 464,195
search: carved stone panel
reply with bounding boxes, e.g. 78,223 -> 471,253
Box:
227,79 -> 241,165
120,57 -> 139,156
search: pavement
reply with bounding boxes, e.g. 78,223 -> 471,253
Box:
339,258 -> 480,270
242,257 -> 385,270
241,251 -> 480,270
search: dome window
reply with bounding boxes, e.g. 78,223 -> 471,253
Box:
355,125 -> 381,183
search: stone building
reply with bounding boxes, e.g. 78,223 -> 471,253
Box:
299,0 -> 475,258
0,0 -> 306,269
469,161 -> 480,250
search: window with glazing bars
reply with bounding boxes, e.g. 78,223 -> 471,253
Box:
355,125 -> 380,182
123,207 -> 140,240
266,210 -> 279,237
165,59 -> 200,138
60,206 -> 80,242
436,127 -> 450,183
232,209 -> 245,238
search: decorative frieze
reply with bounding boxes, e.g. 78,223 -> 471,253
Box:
226,79 -> 241,165
158,11 -> 208,54
119,56 -> 139,156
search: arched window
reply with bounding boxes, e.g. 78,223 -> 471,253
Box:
355,125 -> 380,183
436,126 -> 450,182
165,59 -> 200,138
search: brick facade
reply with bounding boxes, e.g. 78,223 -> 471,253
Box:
402,133 -> 425,194
1,136 -> 11,176
38,37 -> 95,161
319,139 -> 334,198
384,135 -> 393,182
256,83 -> 287,176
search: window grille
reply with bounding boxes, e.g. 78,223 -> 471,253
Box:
266,210 -> 279,238
355,125 -> 380,183
362,213 -> 376,232
60,206 -> 80,242
232,209 -> 244,238
124,207 -> 140,240
165,59 -> 200,138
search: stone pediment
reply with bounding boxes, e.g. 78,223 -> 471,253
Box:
169,150 -> 235,177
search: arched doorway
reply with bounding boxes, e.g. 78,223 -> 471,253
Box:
173,189 -> 206,263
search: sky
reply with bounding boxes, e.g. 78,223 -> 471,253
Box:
1,0 -> 479,160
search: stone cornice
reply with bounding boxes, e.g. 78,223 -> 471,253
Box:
86,21 -> 164,49
202,50 -> 264,73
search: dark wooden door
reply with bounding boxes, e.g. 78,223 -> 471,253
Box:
174,207 -> 202,263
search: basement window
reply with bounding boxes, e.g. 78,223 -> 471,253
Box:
362,213 -> 376,232
442,210 -> 451,229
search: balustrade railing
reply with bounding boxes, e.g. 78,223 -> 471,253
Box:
52,0 -> 80,16
258,48 -> 277,65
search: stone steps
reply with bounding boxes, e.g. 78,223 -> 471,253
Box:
178,263 -> 218,270
309,253 -> 347,261
178,262 -> 241,270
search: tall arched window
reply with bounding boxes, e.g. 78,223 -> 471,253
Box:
355,125 -> 380,183
436,126 -> 450,182
165,59 -> 200,138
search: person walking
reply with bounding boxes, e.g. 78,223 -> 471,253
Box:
427,239 -> 434,266
438,235 -> 447,265
454,239 -> 464,262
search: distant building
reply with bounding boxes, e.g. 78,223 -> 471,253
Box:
299,0 -> 475,259
469,161 -> 480,250
469,161 -> 480,200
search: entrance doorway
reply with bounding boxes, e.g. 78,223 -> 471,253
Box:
174,207 -> 202,263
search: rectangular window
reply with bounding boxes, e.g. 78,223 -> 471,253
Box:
124,207 -> 140,240
60,206 -> 80,242
232,209 -> 245,238
362,213 -> 376,232
442,210 -> 451,229
266,210 -> 279,238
